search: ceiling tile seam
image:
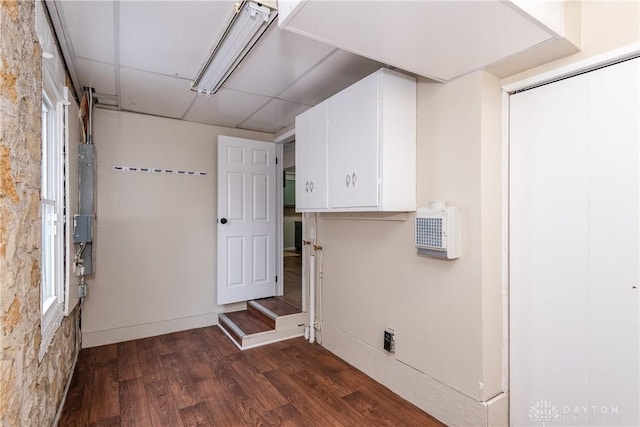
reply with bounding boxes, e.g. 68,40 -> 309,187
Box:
236,97 -> 278,129
113,0 -> 122,111
119,65 -> 195,82
232,49 -> 341,130
117,107 -> 188,122
47,1 -> 82,99
271,47 -> 340,101
179,92 -> 201,121
72,55 -> 117,67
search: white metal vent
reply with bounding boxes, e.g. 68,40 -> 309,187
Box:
415,202 -> 460,259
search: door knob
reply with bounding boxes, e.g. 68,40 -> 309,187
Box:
220,218 -> 228,224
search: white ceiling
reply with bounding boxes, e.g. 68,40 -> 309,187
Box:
47,0 -> 383,134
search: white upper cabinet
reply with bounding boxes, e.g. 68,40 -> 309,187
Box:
295,68 -> 416,213
328,71 -> 381,208
279,0 -> 579,82
295,102 -> 329,210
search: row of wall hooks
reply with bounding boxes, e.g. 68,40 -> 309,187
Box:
113,165 -> 207,176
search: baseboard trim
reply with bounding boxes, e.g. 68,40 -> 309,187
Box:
321,322 -> 508,427
82,312 -> 220,348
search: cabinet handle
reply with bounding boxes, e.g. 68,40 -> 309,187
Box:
345,174 -> 351,188
305,181 -> 310,192
352,172 -> 357,187
309,181 -> 314,193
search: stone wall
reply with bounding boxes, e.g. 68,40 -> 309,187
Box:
1,1 -> 77,426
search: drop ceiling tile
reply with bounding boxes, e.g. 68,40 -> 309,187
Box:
74,58 -> 117,95
279,50 -> 383,106
119,68 -> 196,119
59,1 -> 114,63
183,88 -> 271,128
223,27 -> 335,98
119,1 -> 235,79
241,99 -> 310,133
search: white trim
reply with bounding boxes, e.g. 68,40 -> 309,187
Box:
503,42 -> 640,93
500,90 -> 510,395
276,142 -> 284,296
301,213 -> 308,314
273,126 -> 295,144
81,312 -> 220,348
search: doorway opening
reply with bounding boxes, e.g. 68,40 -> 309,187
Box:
282,168 -> 302,309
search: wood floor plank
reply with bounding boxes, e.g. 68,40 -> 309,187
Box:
207,358 -> 278,425
290,368 -> 371,426
137,336 -> 167,383
195,379 -> 242,426
357,382 -> 445,426
58,348 -> 96,426
179,401 -> 214,426
184,327 -> 214,353
235,345 -> 280,374
254,297 -> 302,316
203,326 -> 240,359
230,356 -> 289,410
223,310 -> 273,335
281,339 -> 351,376
160,352 -> 202,409
94,343 -> 117,365
263,367 -> 346,426
155,330 -> 191,356
255,340 -> 304,374
283,252 -> 302,309
296,365 -> 355,397
89,415 -> 121,427
117,339 -> 142,382
119,377 -> 152,427
177,349 -> 215,383
343,389 -> 413,427
89,360 -> 119,424
144,378 -> 185,427
268,403 -> 307,427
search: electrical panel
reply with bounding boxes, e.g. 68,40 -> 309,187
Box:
73,214 -> 92,243
416,202 -> 460,260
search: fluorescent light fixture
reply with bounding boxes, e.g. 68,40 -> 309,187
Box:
192,1 -> 277,95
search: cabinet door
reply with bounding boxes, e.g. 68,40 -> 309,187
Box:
328,74 -> 380,208
295,102 -> 329,210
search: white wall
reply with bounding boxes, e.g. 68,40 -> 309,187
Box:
314,70 -> 504,427
82,110 -> 272,347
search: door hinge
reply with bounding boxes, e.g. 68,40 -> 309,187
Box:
276,275 -> 278,283
78,283 -> 87,298
276,157 -> 278,165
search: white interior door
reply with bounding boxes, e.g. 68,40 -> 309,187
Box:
217,136 -> 277,305
510,58 -> 640,426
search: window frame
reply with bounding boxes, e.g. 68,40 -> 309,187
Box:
39,67 -> 66,361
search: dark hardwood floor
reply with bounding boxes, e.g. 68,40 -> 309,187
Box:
282,251 -> 302,310
59,327 -> 444,426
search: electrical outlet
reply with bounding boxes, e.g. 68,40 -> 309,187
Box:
384,329 -> 395,353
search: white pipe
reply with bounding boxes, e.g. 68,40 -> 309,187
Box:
309,251 -> 316,344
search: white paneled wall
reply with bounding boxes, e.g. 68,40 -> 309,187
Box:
510,58 -> 640,426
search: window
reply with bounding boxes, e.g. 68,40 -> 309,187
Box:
39,73 -> 65,361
